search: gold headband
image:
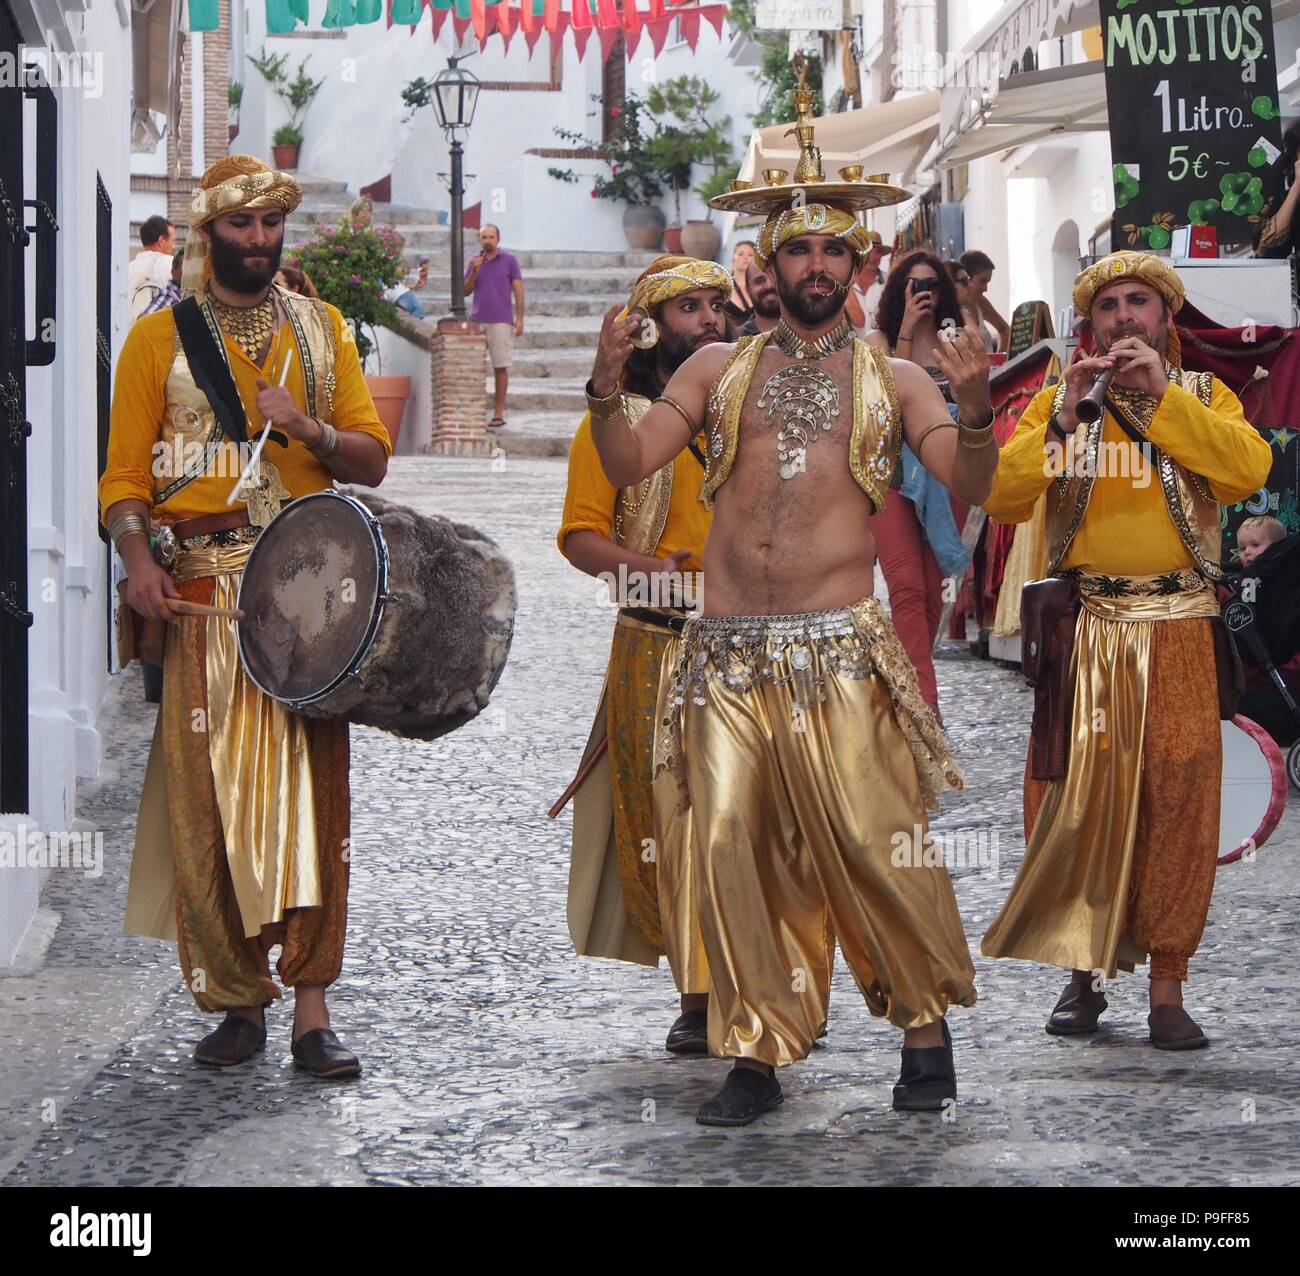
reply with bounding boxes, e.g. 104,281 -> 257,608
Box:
754,201 -> 873,273
1074,250 -> 1186,366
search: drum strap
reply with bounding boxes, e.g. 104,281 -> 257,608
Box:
686,439 -> 706,470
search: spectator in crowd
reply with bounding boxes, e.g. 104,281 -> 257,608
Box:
736,260 -> 780,335
958,249 -> 1010,354
864,249 -> 974,712
946,259 -> 989,345
723,239 -> 756,327
1238,514 -> 1287,567
384,256 -> 429,319
845,234 -> 888,337
465,223 -> 524,429
129,215 -> 177,320
142,250 -> 185,315
1254,120 -> 1300,258
273,264 -> 319,298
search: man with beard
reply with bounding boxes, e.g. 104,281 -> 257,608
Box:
586,119 -> 998,1125
737,260 -> 780,336
557,256 -> 731,1055
100,156 -> 392,1077
980,252 -> 1270,1049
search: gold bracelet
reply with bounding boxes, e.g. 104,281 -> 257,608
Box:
914,420 -> 956,456
656,394 -> 697,435
585,379 -> 626,424
109,512 -> 150,550
957,420 -> 997,449
307,418 -> 340,460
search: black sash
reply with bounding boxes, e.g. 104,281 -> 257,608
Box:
1103,391 -> 1162,466
172,296 -> 286,449
686,439 -> 707,470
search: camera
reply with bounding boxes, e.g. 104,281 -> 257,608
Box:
910,278 -> 938,295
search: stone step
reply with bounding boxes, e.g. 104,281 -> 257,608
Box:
483,409 -> 579,457
416,290 -> 614,317
496,377 -> 588,412
508,347 -> 595,378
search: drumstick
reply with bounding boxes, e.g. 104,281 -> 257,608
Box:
164,596 -> 245,621
227,346 -> 295,506
547,735 -> 608,818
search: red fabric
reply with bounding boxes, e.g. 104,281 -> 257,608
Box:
595,0 -> 617,26
544,0 -> 560,30
573,24 -> 593,55
571,0 -> 591,30
520,0 -> 536,31
471,0 -> 488,42
597,22 -> 621,58
430,7 -> 449,38
873,490 -> 945,707
451,14 -> 471,42
680,9 -> 699,46
647,15 -> 670,53
623,0 -> 641,31
494,0 -> 515,49
701,3 -> 725,37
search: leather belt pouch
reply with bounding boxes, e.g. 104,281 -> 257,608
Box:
1021,576 -> 1081,781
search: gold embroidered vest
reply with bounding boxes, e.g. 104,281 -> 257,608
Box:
612,393 -> 674,556
700,331 -> 902,513
155,286 -> 340,507
1045,367 -> 1222,579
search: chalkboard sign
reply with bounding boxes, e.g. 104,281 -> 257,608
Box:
1102,0 -> 1283,250
1008,301 -> 1053,359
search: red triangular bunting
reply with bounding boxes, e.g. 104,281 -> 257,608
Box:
525,23 -> 544,54
647,0 -> 663,15
647,15 -> 670,55
451,14 -> 471,42
595,0 -> 618,27
625,26 -> 641,57
571,0 -> 591,29
702,4 -> 725,38
520,0 -> 536,32
544,0 -> 560,31
598,23 -> 621,59
430,7 -> 450,39
681,10 -> 699,48
470,0 -> 488,42
573,24 -> 594,57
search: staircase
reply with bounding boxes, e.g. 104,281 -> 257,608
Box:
285,175 -> 655,456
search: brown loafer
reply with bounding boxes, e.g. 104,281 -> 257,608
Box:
194,1014 -> 266,1067
291,1027 -> 362,1078
1148,1004 -> 1209,1051
1045,979 -> 1108,1036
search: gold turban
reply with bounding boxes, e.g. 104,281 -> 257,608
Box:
627,255 -> 732,315
181,155 -> 303,295
619,255 -> 732,348
754,201 -> 873,273
1073,250 -> 1186,365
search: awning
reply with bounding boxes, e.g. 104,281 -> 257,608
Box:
936,62 -> 1106,169
130,0 -> 183,152
720,92 -> 939,243
956,0 -> 1093,85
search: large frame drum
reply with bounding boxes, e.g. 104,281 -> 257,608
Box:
237,490 -> 515,741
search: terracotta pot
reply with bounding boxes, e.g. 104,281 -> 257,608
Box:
365,374 -> 411,449
271,143 -> 300,170
622,203 -> 665,251
679,219 -> 721,261
664,225 -> 684,254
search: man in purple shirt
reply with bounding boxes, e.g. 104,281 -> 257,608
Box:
464,224 -> 525,429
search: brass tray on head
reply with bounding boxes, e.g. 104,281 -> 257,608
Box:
709,179 -> 910,216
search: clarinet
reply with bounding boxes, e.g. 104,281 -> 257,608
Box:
1073,365 -> 1116,424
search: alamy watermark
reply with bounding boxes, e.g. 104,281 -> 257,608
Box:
890,824 -> 1000,878
0,49 -> 103,98
0,824 -> 103,878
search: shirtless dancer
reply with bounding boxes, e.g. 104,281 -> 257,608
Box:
586,118 -> 999,1125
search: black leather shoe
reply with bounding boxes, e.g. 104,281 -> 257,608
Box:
665,1009 -> 709,1055
892,1019 -> 956,1112
1046,979 -> 1108,1036
291,1028 -> 362,1078
696,1066 -> 783,1127
194,1014 -> 266,1067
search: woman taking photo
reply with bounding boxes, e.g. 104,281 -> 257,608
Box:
863,250 -> 976,711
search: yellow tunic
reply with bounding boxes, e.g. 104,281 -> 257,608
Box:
557,411 -> 710,571
98,298 -> 391,521
985,377 -> 1270,573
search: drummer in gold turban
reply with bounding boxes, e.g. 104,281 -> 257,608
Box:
556,254 -> 730,1055
981,250 -> 1271,1049
100,155 -> 393,1077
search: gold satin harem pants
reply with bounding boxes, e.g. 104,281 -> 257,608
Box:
657,601 -> 976,1067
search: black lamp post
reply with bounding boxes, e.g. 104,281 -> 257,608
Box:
431,58 -> 480,319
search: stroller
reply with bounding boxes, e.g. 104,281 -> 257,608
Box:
1220,529 -> 1300,793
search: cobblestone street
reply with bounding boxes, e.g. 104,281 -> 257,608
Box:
3,456 -> 1299,1188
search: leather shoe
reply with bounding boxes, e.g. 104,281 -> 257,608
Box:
1148,1004 -> 1209,1051
194,1013 -> 266,1067
665,1009 -> 709,1055
1045,979 -> 1108,1036
291,1027 -> 362,1078
892,1018 -> 956,1112
696,1066 -> 783,1127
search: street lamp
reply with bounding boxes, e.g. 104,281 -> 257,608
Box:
432,58 -> 480,319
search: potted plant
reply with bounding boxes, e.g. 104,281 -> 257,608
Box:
688,163 -> 742,260
228,81 -> 243,144
271,123 -> 302,171
249,50 -> 323,171
644,77 -> 734,262
293,211 -> 411,448
548,94 -> 667,250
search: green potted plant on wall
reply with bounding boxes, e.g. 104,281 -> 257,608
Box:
292,205 -> 411,447
249,50 -> 323,170
547,94 -> 667,250
645,77 -> 734,260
